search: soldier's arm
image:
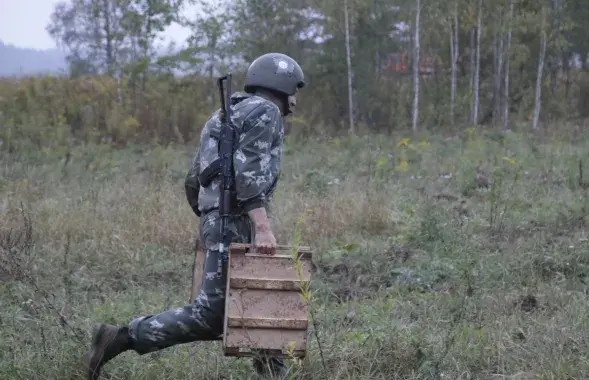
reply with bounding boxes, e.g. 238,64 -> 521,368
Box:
233,104 -> 282,229
248,207 -> 271,233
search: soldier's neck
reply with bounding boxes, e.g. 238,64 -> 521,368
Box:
253,88 -> 286,115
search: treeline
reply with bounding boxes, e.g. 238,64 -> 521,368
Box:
2,0 -> 589,149
0,41 -> 66,77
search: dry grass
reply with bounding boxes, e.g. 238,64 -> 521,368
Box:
1,125 -> 589,379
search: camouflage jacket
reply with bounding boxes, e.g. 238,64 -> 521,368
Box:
184,91 -> 285,217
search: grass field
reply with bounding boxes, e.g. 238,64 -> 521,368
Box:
1,126 -> 589,380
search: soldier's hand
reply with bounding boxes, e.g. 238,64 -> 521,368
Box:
254,229 -> 277,255
248,207 -> 277,255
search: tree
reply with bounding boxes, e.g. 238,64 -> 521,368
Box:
412,0 -> 421,132
344,0 -> 354,134
532,4 -> 547,130
450,1 -> 459,126
472,0 -> 482,126
503,0 -> 514,130
47,0 -> 126,75
120,0 -> 185,88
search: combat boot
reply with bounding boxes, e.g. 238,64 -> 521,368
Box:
84,324 -> 132,380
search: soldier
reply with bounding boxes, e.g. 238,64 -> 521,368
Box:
84,52 -> 305,380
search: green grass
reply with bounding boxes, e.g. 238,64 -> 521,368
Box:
1,126 -> 589,379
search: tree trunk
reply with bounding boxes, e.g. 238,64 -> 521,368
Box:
532,6 -> 547,130
503,0 -> 513,130
548,0 -> 559,96
344,0 -> 355,134
494,8 -> 504,126
472,0 -> 482,126
101,0 -> 114,74
450,3 -> 458,127
563,50 -> 571,98
469,27 -> 475,125
412,0 -> 421,132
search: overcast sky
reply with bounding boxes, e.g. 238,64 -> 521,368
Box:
0,0 -> 196,50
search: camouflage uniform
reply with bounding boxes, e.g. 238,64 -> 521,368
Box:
85,52 -> 305,380
185,91 -> 284,220
128,92 -> 286,374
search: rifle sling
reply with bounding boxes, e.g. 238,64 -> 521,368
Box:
199,158 -> 222,187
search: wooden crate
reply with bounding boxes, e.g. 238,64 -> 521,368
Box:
223,243 -> 314,358
189,245 -> 205,303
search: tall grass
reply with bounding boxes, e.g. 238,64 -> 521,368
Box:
1,124 -> 589,379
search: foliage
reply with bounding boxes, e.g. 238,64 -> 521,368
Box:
0,74 -> 214,149
1,0 -> 588,145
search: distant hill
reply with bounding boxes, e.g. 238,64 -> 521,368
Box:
0,41 -> 67,77
0,40 -> 242,78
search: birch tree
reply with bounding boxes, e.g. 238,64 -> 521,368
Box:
532,5 -> 547,130
412,0 -> 421,132
450,1 -> 459,126
469,24 -> 475,124
503,0 -> 514,130
472,0 -> 482,126
493,4 -> 505,126
344,0 -> 354,134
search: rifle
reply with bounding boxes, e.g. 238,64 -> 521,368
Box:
217,73 -> 235,263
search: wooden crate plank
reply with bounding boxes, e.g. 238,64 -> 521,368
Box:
225,327 -> 308,352
224,347 -> 307,358
189,247 -> 205,303
229,277 -> 307,291
229,254 -> 313,282
227,288 -> 308,321
230,243 -> 313,255
223,243 -> 314,358
227,317 -> 308,330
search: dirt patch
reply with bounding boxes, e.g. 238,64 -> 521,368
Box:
514,294 -> 539,313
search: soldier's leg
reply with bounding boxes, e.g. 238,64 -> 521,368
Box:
127,248 -> 227,353
84,211 -> 251,379
129,211 -> 250,353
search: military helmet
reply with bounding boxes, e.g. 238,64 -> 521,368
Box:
244,53 -> 305,96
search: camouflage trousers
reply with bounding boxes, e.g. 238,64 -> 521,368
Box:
127,210 -> 287,376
